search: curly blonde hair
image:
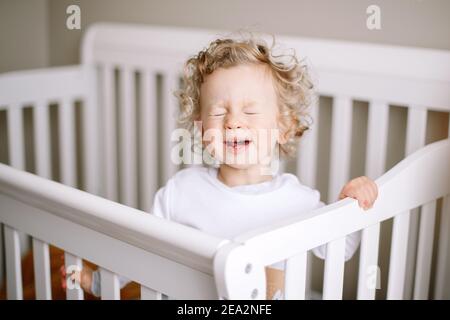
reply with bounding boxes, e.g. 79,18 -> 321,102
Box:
174,32 -> 314,157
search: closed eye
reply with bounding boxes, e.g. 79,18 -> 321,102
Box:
244,112 -> 260,115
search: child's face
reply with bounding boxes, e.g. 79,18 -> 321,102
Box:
198,63 -> 284,170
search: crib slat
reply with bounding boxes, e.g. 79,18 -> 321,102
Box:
139,70 -> 158,212
59,98 -> 77,187
357,101 -> 388,299
141,286 -> 163,300
7,105 -> 25,170
403,107 -> 427,299
413,200 -> 437,299
284,252 -> 307,300
32,238 -> 52,299
119,67 -> 137,207
365,101 -> 389,179
387,210 -> 410,299
297,94 -> 319,188
102,65 -> 118,201
34,101 -> 51,179
434,195 -> 450,299
83,67 -> 100,195
323,237 -> 346,299
64,252 -> 84,300
161,72 -> 179,185
100,268 -> 120,300
4,225 -> 23,299
328,96 -> 352,203
357,225 -> 380,299
7,105 -> 31,258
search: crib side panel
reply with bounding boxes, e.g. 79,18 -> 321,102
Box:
228,138 -> 450,300
0,67 -> 101,292
0,193 -> 220,300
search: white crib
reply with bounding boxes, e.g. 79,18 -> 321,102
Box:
0,23 -> 449,300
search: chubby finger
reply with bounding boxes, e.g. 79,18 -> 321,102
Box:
362,187 -> 373,208
366,184 -> 378,208
356,190 -> 371,210
371,182 -> 379,201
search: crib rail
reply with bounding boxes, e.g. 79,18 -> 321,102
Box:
214,138 -> 450,300
81,24 -> 450,300
0,163 -> 228,299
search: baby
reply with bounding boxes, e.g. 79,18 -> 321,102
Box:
60,34 -> 378,300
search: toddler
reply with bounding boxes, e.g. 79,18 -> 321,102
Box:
60,34 -> 378,300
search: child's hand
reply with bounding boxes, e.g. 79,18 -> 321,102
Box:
338,176 -> 378,211
59,255 -> 94,295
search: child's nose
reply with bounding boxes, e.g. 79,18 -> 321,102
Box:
225,115 -> 244,129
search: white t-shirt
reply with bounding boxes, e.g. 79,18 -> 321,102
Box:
90,165 -> 361,296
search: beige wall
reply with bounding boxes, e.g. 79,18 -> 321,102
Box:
2,0 -> 449,72
0,0 -> 49,73
45,0 -> 450,67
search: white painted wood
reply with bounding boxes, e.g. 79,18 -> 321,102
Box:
0,66 -> 90,108
434,195 -> 450,299
7,106 -> 25,170
81,24 -> 450,83
413,200 -> 437,299
365,101 -> 389,180
59,98 -> 77,187
82,66 -> 100,195
357,101 -> 388,299
0,163 -> 225,273
284,252 -> 307,300
0,192 -> 222,299
323,237 -> 346,300
34,101 -> 51,179
119,67 -> 137,207
403,107 -> 427,299
139,70 -> 158,212
315,70 -> 450,110
328,96 -> 352,203
101,65 -> 118,201
32,238 -> 52,299
161,72 -> 179,185
6,106 -> 30,258
233,138 -> 449,268
357,224 -> 381,299
64,252 -> 84,300
387,211 -> 410,299
100,267 -> 120,300
140,286 -> 162,300
432,117 -> 450,300
213,242 -> 266,300
4,225 -> 23,300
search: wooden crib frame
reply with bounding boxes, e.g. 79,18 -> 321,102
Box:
0,23 -> 449,300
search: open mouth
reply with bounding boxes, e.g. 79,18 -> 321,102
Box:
223,138 -> 252,153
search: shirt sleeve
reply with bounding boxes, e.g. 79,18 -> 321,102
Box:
149,180 -> 172,220
90,182 -> 173,298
